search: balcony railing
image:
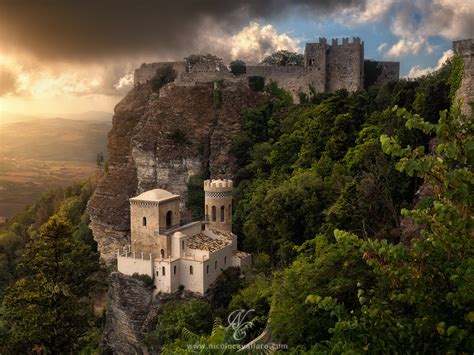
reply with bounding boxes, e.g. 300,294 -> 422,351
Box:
155,217 -> 203,236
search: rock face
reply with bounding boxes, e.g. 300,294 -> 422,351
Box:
87,81 -> 263,262
102,272 -> 205,354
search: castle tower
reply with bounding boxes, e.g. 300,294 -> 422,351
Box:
204,179 -> 233,232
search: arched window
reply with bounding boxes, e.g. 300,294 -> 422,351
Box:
212,206 -> 216,221
162,266 -> 166,276
160,249 -> 165,258
214,260 -> 217,270
181,241 -> 185,250
205,205 -> 209,219
224,256 -> 227,265
190,265 -> 193,275
143,217 -> 147,226
156,270 -> 159,276
206,265 -> 209,274
174,265 -> 177,275
220,206 -> 225,222
166,211 -> 172,229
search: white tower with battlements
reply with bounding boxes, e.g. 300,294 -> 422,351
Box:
204,179 -> 233,232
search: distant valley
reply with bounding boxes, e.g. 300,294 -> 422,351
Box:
0,115 -> 112,219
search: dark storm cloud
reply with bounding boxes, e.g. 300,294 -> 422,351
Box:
0,67 -> 17,96
0,0 -> 366,61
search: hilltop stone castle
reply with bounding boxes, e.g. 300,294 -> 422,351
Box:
134,37 -> 400,99
117,179 -> 251,294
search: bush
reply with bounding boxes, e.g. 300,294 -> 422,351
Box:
248,76 -> 265,92
131,273 -> 154,287
230,60 -> 246,75
150,65 -> 177,92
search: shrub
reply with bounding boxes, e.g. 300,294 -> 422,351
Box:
150,65 -> 177,92
248,76 -> 265,92
230,60 -> 247,75
131,273 -> 154,287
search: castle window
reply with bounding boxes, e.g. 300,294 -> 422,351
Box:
206,205 -> 209,219
160,249 -> 165,258
162,266 -> 166,276
182,241 -> 185,250
220,206 -> 225,222
143,217 -> 147,226
190,265 -> 193,275
156,271 -> 159,276
212,206 -> 216,221
214,260 -> 217,270
166,211 -> 173,229
224,256 -> 227,265
207,265 -> 209,274
174,265 -> 176,275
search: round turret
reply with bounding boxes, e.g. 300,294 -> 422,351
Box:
204,179 -> 233,232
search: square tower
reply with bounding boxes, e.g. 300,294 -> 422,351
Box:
129,189 -> 180,257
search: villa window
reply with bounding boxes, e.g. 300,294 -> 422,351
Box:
162,266 -> 166,276
212,206 -> 216,221
160,249 -> 165,258
143,217 -> 147,226
190,265 -> 193,275
205,205 -> 209,219
156,271 -> 159,276
224,256 -> 227,265
174,265 -> 176,275
166,211 -> 172,229
220,206 -> 225,222
214,260 -> 217,270
182,241 -> 185,250
207,265 -> 209,274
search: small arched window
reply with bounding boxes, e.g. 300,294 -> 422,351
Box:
182,241 -> 185,250
220,206 -> 225,222
212,206 -> 216,222
174,265 -> 177,275
224,256 -> 227,265
206,265 -> 209,274
166,211 -> 173,229
143,217 -> 147,226
190,265 -> 193,275
160,249 -> 165,258
162,266 -> 166,276
156,270 -> 159,276
214,260 -> 217,270
205,205 -> 209,219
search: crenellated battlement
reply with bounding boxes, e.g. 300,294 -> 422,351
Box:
204,179 -> 233,192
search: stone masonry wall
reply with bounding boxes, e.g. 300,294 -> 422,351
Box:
326,38 -> 364,92
453,39 -> 474,118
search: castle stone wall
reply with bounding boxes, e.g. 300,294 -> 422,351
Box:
374,61 -> 400,85
134,61 -> 187,85
326,37 -> 364,92
453,39 -> 474,117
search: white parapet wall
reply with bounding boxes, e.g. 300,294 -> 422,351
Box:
117,253 -> 154,277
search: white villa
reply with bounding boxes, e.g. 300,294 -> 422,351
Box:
117,179 -> 251,294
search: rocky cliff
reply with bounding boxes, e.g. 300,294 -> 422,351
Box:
87,81 -> 263,262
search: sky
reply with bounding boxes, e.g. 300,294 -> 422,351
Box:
0,0 -> 473,117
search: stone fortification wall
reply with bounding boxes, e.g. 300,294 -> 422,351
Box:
134,61 -> 187,85
374,61 -> 400,85
326,37 -> 364,92
453,39 -> 474,117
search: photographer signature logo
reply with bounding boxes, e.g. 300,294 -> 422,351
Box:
227,309 -> 255,341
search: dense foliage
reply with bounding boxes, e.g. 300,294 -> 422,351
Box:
150,65 -> 178,92
0,180 -> 106,353
260,50 -> 304,66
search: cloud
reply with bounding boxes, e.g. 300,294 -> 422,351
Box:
385,38 -> 434,58
377,43 -> 388,52
203,22 -> 300,63
378,0 -> 474,58
0,67 -> 17,96
0,0 -> 367,62
406,49 -> 453,78
342,0 -> 395,25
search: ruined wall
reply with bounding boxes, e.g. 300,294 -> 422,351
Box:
134,61 -> 187,85
374,61 -> 400,85
326,37 -> 364,92
453,39 -> 474,117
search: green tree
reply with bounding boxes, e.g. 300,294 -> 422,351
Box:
2,216 -> 99,353
260,50 -> 304,66
150,65 -> 177,92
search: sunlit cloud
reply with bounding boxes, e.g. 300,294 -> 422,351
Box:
406,49 -> 453,78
